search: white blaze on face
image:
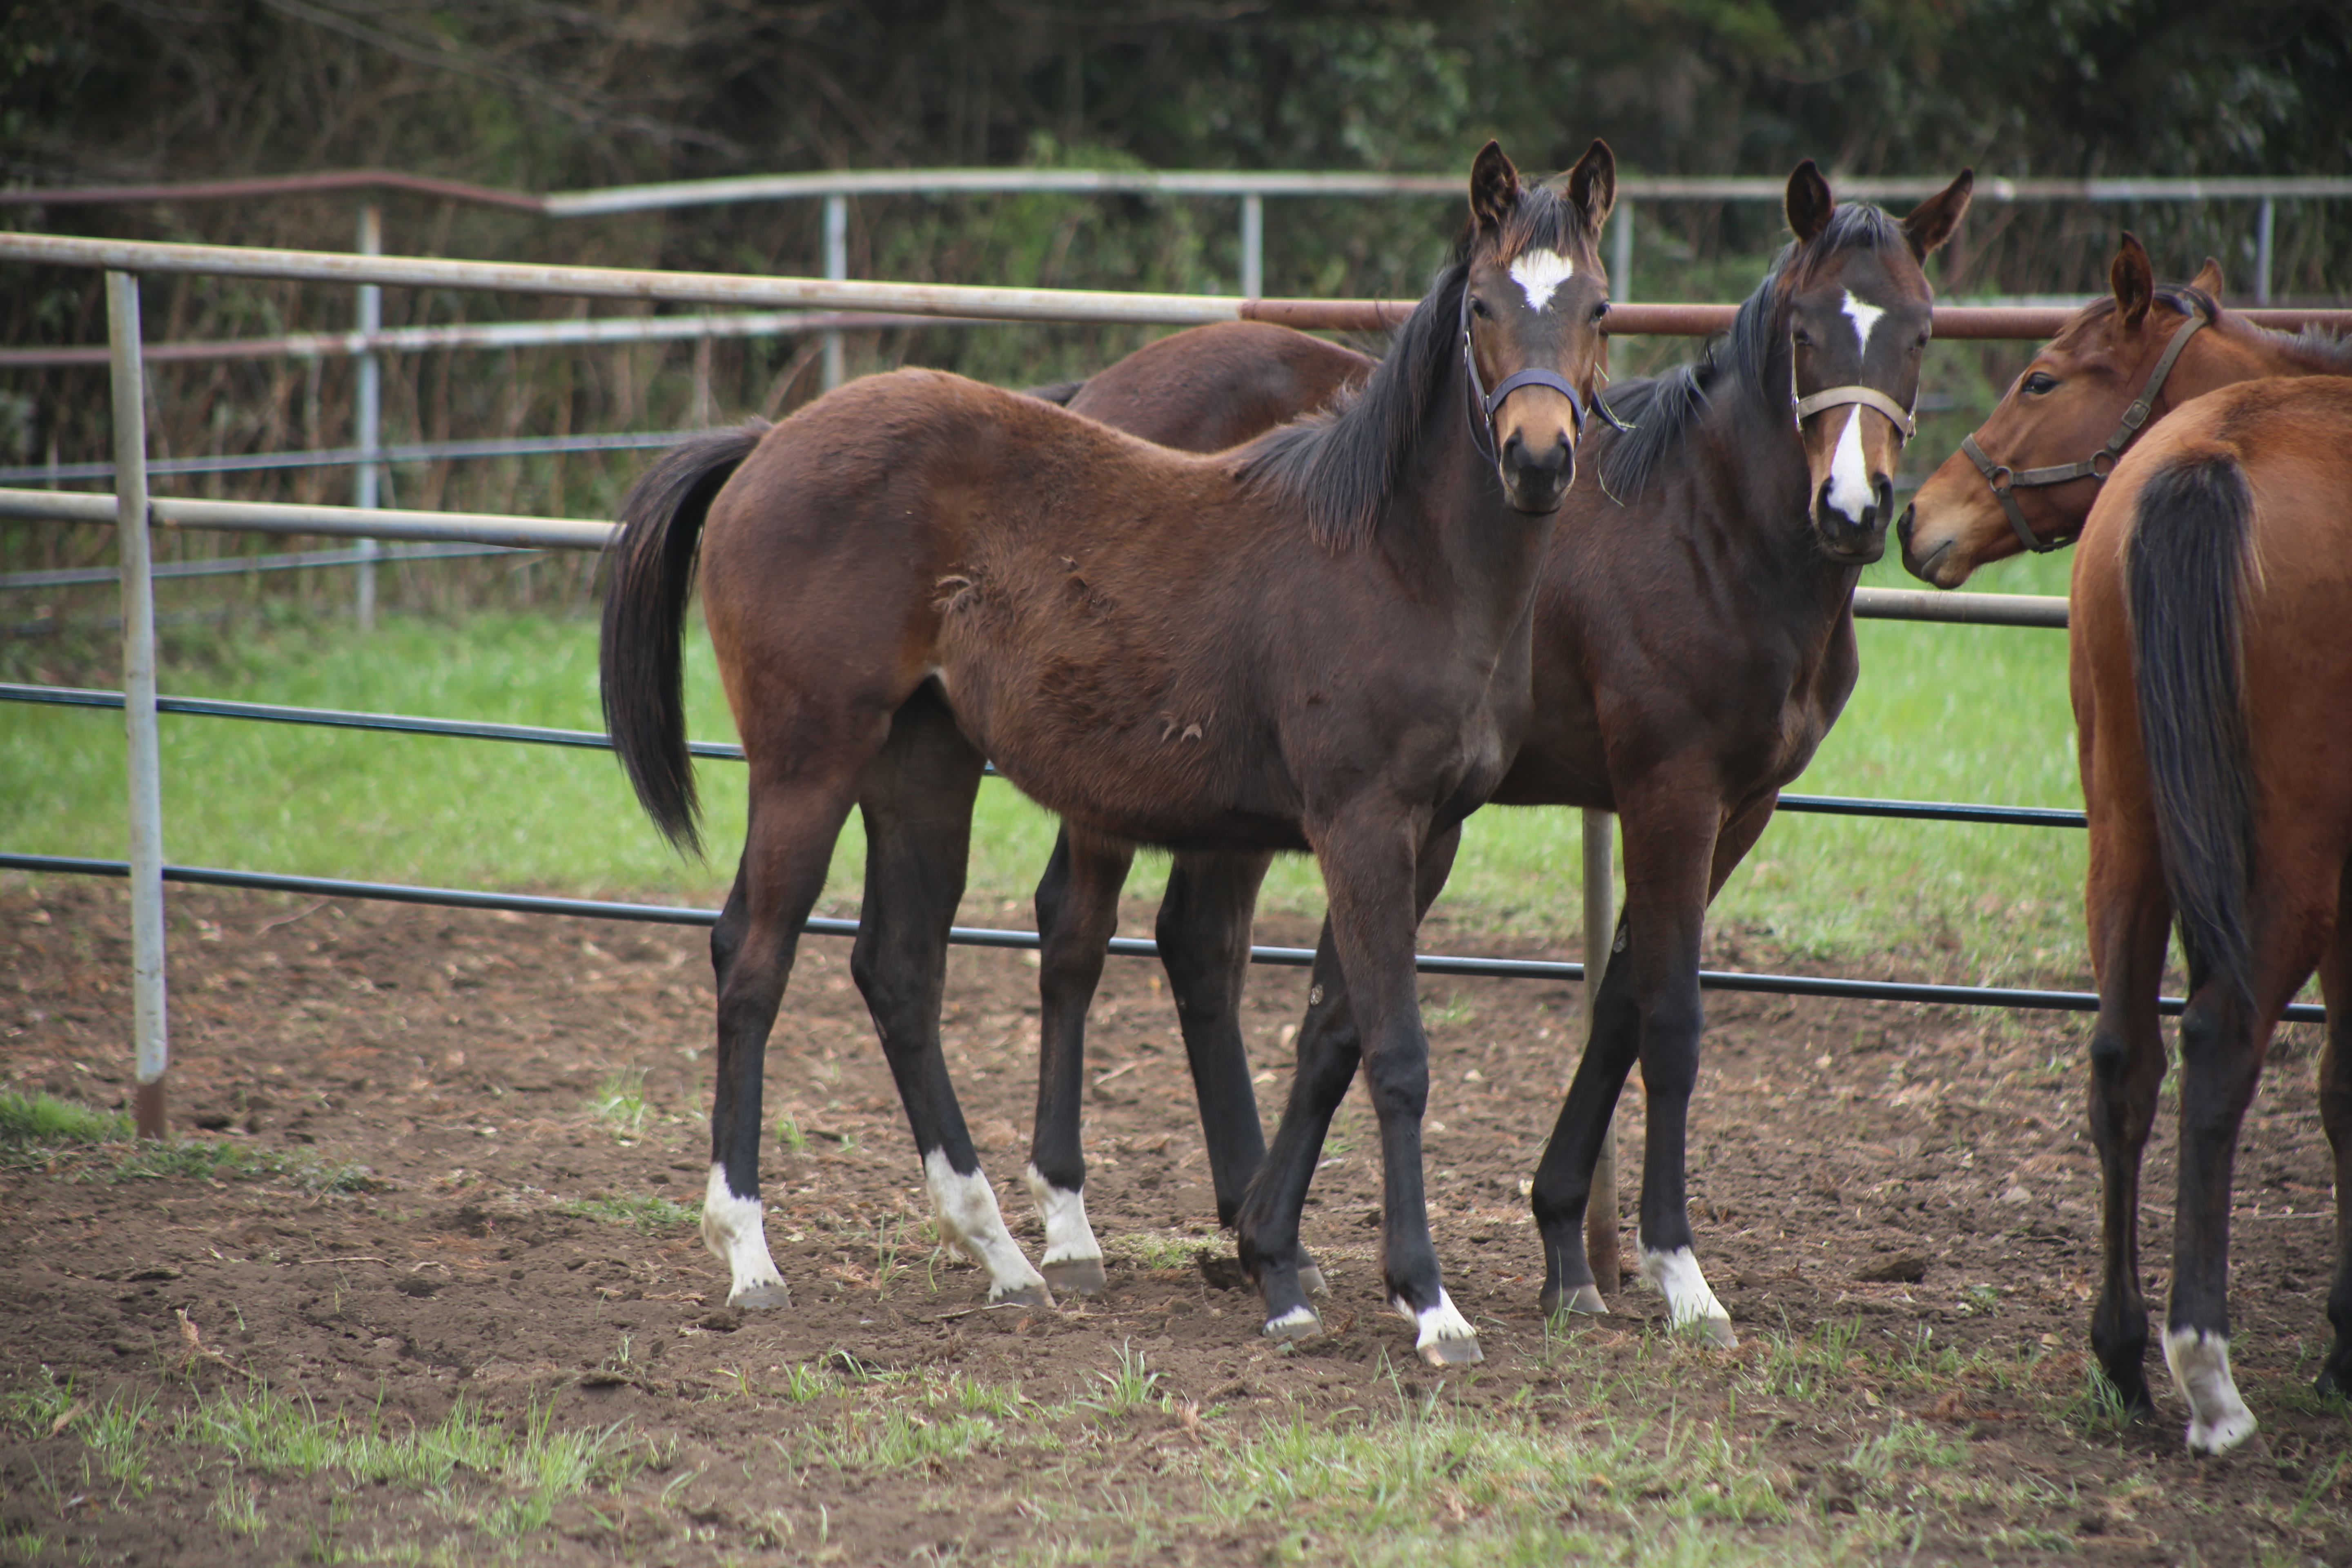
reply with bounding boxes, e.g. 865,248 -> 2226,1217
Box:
1841,288 -> 1888,350
1824,407 -> 1877,523
2164,1327 -> 2258,1454
1508,249 -> 1577,312
924,1148 -> 1049,1301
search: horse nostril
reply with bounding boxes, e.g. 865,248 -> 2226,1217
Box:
1896,503 -> 1915,544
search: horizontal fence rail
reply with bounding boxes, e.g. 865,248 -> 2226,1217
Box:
6,853 -> 2299,1022
7,166 -> 2350,214
3,232 -> 2348,340
0,483 -> 2072,628
0,681 -> 2087,827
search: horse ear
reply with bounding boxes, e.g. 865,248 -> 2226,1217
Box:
1901,169 -> 1973,261
2189,255 -> 2226,297
2111,232 -> 2155,330
1785,159 -> 1833,243
1470,141 -> 1520,233
1565,139 -> 1616,238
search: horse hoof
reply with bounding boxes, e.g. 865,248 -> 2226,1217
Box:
1262,1303 -> 1323,1343
1420,1333 -> 1483,1367
1298,1262 -> 1328,1296
1044,1258 -> 1108,1296
731,1282 -> 791,1311
1682,1316 -> 1738,1349
989,1281 -> 1056,1310
1544,1284 -> 1605,1317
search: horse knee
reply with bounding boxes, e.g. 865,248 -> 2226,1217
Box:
2088,1026 -> 2128,1082
1360,1055 -> 1428,1121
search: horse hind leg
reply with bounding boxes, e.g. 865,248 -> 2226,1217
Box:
703,762 -> 870,1310
2316,861 -> 2352,1400
1025,826 -> 1136,1296
853,685 -> 1051,1307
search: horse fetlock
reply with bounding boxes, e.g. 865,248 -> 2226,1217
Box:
1395,1289 -> 1483,1365
924,1150 -> 1052,1304
2165,1327 -> 2258,1454
702,1164 -> 790,1309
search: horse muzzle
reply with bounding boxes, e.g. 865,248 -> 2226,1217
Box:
1811,475 -> 1893,563
1499,427 -> 1576,514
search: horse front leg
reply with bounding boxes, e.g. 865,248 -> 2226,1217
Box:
1026,826 -> 1136,1296
854,689 -> 1050,1307
704,764 -> 868,1310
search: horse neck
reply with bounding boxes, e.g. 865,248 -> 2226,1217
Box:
2188,314 -> 2347,395
1378,379 -> 1558,621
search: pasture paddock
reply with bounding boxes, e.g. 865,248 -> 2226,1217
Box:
3,877 -> 2348,1564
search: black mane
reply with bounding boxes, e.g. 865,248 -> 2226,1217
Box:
1596,202 -> 1909,501
1240,181 -> 1592,551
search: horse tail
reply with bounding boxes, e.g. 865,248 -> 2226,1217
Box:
599,419 -> 770,855
2125,450 -> 2256,1013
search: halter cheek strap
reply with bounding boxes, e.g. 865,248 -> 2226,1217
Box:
1963,301 -> 2209,556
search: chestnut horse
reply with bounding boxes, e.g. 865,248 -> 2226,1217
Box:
1901,232 -> 2349,584
600,141 -> 1616,1366
2069,374 -> 2352,1452
1018,163 -> 1973,1347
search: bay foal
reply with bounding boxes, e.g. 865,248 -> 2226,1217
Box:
601,142 -> 1615,1365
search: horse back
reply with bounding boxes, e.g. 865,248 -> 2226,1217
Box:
1067,322 -> 1375,453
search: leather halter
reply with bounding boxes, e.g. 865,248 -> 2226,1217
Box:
1461,287 -> 1587,466
1960,299 -> 2210,555
1793,383 -> 1917,441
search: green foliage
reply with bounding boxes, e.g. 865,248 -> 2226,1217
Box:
0,1091 -> 129,1149
589,1068 -> 650,1138
0,1091 -> 372,1191
557,1191 -> 697,1231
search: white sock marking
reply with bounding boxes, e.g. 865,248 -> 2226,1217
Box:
1823,408 -> 1877,523
2164,1327 -> 2258,1454
702,1163 -> 787,1305
1508,249 -> 1577,312
1638,1243 -> 1731,1330
1840,288 -> 1888,350
1393,1289 -> 1477,1353
1022,1164 -> 1102,1267
1264,1303 -> 1320,1334
924,1149 -> 1048,1301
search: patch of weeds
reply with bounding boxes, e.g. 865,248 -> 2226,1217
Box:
209,1470 -> 268,1540
1421,992 -> 1476,1029
774,1114 -> 809,1155
2,1366 -> 79,1438
2060,1362 -> 2137,1439
1105,1231 -> 1208,1271
0,1091 -> 129,1149
1080,1341 -> 1163,1421
777,1362 -> 832,1403
590,1070 -> 649,1138
872,1216 -> 910,1295
1746,1316 -> 1863,1401
940,1374 -> 1027,1421
804,1408 -> 1000,1472
0,1525 -> 47,1559
1955,1283 -> 2002,1317
557,1192 -> 697,1232
79,1389 -> 158,1497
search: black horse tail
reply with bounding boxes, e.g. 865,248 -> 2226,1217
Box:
599,419 -> 770,855
2125,451 -> 2256,1015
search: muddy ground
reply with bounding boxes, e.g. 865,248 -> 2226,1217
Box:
2,876 -> 2346,1564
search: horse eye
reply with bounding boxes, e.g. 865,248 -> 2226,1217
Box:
2023,372 -> 2058,395
1791,328 -> 1812,348
1591,300 -> 1610,324
1470,296 -> 1491,320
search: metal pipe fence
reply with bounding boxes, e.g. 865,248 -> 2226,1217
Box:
0,227 -> 2286,1147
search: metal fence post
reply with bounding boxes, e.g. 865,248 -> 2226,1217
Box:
354,200 -> 382,629
105,271 -> 170,1140
1241,193 -> 1264,299
1581,807 -> 1618,1296
822,194 -> 848,390
2256,197 -> 2275,306
1610,200 -> 1634,304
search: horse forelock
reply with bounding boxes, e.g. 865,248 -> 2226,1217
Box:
1237,256 -> 1472,552
1596,201 -> 1913,503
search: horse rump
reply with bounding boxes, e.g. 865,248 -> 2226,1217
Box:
599,419 -> 771,854
2123,451 -> 2256,1008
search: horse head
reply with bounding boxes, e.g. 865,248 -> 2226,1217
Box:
1461,138 -> 1615,514
1777,160 -> 1970,563
1900,234 -> 2225,587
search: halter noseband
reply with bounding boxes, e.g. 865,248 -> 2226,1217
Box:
1960,299 -> 2210,555
1461,287 -> 1588,465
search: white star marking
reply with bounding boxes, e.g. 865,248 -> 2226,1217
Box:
1508,249 -> 1577,312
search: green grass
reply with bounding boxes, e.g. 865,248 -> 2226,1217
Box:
555,1191 -> 697,1231
588,1068 -> 650,1138
0,1091 -> 373,1192
2,577 -> 2093,983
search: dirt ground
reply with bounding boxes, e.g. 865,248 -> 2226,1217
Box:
2,875 -> 2347,1565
